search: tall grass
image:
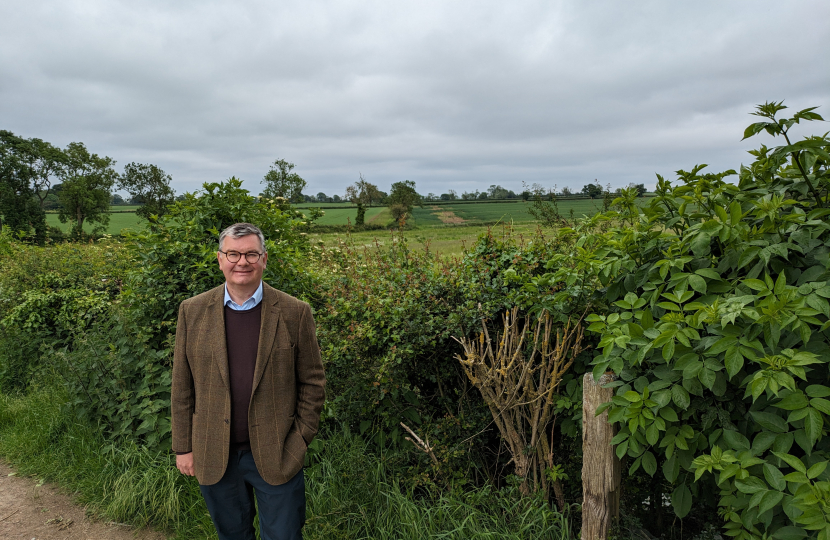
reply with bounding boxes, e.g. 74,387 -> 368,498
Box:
305,434 -> 573,540
0,389 -> 573,539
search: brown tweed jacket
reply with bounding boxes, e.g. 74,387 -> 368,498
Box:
171,283 -> 326,486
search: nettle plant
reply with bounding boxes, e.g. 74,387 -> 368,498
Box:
541,103 -> 829,539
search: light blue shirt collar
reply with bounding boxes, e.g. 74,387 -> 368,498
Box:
224,281 -> 263,311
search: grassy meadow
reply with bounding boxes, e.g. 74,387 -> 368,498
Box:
41,198 -> 616,256
46,211 -> 145,235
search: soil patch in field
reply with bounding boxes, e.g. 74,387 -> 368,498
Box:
0,460 -> 167,540
430,206 -> 466,224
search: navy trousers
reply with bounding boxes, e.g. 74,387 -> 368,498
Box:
200,449 -> 306,540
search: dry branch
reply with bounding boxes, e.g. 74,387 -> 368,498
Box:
454,307 -> 586,506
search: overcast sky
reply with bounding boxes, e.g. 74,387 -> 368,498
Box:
1,0 -> 828,198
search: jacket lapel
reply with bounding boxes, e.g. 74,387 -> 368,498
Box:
208,285 -> 231,389
252,283 -> 281,394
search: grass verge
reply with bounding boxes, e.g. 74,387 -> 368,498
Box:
0,389 -> 574,539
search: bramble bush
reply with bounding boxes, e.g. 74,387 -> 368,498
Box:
528,102 -> 830,538
0,233 -> 130,392
0,178 -> 316,449
313,226 -> 589,494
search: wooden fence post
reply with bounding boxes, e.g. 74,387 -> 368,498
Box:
582,372 -> 621,540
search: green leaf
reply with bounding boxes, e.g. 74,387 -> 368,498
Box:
810,398 -> 830,415
688,275 -> 707,294
783,471 -> 810,483
735,476 -> 767,494
752,432 -> 778,454
722,430 -> 751,451
616,439 -> 629,460
690,233 -> 711,257
807,461 -> 827,479
775,392 -> 809,411
729,201 -> 743,226
671,484 -> 692,518
646,423 -> 660,445
642,451 -> 657,476
725,347 -> 744,378
671,385 -> 690,409
660,407 -> 679,422
772,452 -> 806,474
750,411 -> 788,433
624,391 -> 641,403
699,367 -> 716,390
758,490 -> 784,516
663,455 -> 680,483
662,339 -> 675,361
773,526 -> 808,540
806,385 -> 830,398
763,463 -> 786,491
804,407 -> 823,449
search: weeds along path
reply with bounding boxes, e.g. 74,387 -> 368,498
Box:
0,460 -> 168,540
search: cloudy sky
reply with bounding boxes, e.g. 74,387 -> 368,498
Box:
1,0 -> 828,198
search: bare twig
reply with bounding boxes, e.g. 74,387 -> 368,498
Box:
0,509 -> 19,522
400,422 -> 439,467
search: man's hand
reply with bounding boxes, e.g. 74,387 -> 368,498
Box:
176,452 -> 195,476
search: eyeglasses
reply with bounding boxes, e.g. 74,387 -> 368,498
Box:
219,250 -> 264,264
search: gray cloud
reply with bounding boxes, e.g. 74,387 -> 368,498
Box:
1,0 -> 828,197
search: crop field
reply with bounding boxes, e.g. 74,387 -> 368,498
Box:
411,199 -> 606,227
308,221 -> 547,258
311,206 -> 388,225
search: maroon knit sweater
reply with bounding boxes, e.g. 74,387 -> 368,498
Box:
224,303 -> 262,448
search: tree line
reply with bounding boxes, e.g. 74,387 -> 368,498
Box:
0,131 -> 178,241
1,128 -> 648,240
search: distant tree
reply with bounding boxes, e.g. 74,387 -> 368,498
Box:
345,175 -> 383,226
440,193 -> 451,201
387,179 -> 422,226
111,193 -> 126,205
262,159 -> 306,202
0,130 -> 66,210
478,191 -> 488,200
316,192 -> 329,203
461,190 -> 479,200
488,184 -> 509,199
629,183 -> 647,196
581,182 -> 603,199
560,186 -> 573,196
119,162 -> 176,220
448,189 -> 457,200
332,194 -> 342,202
520,190 -> 531,200
0,130 -> 50,242
58,142 -> 117,237
506,190 -> 517,199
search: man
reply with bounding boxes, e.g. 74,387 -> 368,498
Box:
171,222 -> 325,540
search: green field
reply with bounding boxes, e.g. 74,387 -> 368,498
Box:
46,212 -> 145,235
311,206 -> 388,225
41,199 -> 614,253
411,199 -> 606,227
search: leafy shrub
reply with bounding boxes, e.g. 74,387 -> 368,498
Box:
122,177 -> 315,349
313,226 -> 589,491
0,237 -> 130,392
537,103 -> 830,538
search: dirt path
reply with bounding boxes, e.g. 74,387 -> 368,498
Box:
0,461 -> 168,540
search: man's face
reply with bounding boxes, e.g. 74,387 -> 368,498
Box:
217,234 -> 268,289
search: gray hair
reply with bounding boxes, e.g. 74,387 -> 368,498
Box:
218,223 -> 266,253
